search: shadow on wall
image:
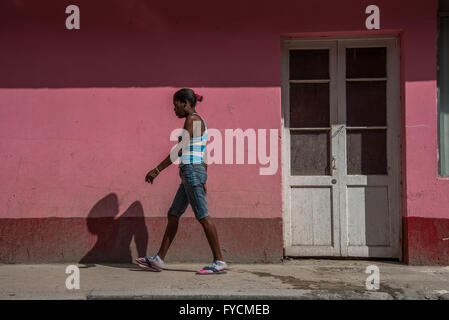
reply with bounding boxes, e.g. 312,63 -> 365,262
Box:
79,193 -> 148,265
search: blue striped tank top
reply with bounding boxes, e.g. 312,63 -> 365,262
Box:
179,112 -> 207,166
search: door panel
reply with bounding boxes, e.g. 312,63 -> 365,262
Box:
283,41 -> 341,257
291,187 -> 334,247
346,129 -> 387,175
338,39 -> 401,258
290,130 -> 330,176
289,49 -> 330,80
290,83 -> 330,127
347,186 -> 390,247
346,47 -> 387,78
346,81 -> 387,126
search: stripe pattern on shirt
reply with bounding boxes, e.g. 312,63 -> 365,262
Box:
180,113 -> 207,165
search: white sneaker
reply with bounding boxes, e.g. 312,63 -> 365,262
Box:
135,254 -> 164,272
197,259 -> 228,275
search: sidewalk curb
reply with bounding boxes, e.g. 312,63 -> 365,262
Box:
85,291 -> 394,300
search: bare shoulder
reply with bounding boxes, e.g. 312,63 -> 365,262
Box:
190,113 -> 202,121
185,113 -> 205,134
185,113 -> 203,126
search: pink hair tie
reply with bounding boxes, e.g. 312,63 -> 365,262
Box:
195,93 -> 203,102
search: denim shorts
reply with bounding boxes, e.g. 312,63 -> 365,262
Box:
167,163 -> 209,221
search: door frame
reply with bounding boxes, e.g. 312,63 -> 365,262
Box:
281,36 -> 402,259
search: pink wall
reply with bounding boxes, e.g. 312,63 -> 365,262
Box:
0,0 -> 447,263
0,88 -> 281,219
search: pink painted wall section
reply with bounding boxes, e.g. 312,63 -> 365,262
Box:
0,88 -> 281,219
399,1 -> 449,221
405,81 -> 449,220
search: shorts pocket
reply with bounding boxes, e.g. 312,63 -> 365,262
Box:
193,167 -> 207,185
182,167 -> 204,187
198,171 -> 207,185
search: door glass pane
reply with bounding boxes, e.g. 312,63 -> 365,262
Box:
290,83 -> 330,128
346,47 -> 386,78
346,81 -> 387,126
290,130 -> 330,175
289,49 -> 329,80
347,129 -> 387,175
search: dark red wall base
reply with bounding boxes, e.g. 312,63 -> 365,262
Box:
0,217 -> 283,263
403,217 -> 449,265
3,216 -> 448,265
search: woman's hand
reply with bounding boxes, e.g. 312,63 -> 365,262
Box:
145,169 -> 159,184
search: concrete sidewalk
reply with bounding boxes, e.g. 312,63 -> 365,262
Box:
1,259 -> 449,300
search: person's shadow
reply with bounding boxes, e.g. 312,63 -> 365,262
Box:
79,193 -> 148,268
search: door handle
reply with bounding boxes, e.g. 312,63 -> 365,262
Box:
331,156 -> 336,171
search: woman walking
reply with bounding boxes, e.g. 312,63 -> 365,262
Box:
136,88 -> 227,275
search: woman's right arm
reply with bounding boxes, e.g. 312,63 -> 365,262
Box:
145,118 -> 191,184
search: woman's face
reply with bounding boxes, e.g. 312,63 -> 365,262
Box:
173,99 -> 187,118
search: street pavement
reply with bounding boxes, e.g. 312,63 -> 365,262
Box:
1,259 -> 449,300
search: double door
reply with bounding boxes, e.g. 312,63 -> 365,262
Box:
282,38 -> 401,258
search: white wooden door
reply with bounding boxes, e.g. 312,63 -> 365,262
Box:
282,38 -> 401,258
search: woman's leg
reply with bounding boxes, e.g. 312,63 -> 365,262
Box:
199,216 -> 223,261
157,214 -> 180,260
157,182 -> 189,260
181,164 -> 224,262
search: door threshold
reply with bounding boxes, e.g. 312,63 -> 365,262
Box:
284,256 -> 401,263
